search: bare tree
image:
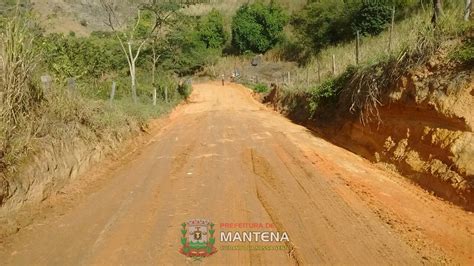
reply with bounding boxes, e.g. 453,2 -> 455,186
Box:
99,0 -> 156,103
431,0 -> 444,25
99,0 -> 202,103
466,0 -> 472,21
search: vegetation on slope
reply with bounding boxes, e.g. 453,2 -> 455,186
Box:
0,0 -> 227,183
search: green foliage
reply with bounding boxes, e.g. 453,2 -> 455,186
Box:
308,79 -> 337,116
177,81 -> 192,100
291,0 -> 431,55
292,0 -> 356,52
231,2 -> 288,54
307,66 -> 355,116
198,9 -> 228,49
450,39 -> 474,65
253,83 -> 269,93
157,16 -> 220,76
40,34 -> 125,80
135,9 -> 156,38
352,2 -> 392,36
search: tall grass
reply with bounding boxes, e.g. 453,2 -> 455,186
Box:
0,7 -> 41,170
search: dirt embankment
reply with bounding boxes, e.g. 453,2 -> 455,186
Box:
263,58 -> 474,210
0,121 -> 146,234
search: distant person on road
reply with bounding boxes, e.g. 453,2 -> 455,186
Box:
221,74 -> 225,86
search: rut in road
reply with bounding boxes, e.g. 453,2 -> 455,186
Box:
0,82 -> 471,265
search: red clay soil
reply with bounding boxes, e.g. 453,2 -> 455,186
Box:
0,83 -> 472,265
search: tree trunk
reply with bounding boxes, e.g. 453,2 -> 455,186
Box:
127,42 -> 138,103
131,62 -> 138,104
432,0 -> 443,25
465,0 -> 472,21
152,45 -> 157,86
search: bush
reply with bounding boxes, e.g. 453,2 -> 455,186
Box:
450,38 -> 474,65
177,80 -> 192,100
40,34 -> 125,80
231,2 -> 288,54
253,83 -> 268,93
308,66 -> 355,117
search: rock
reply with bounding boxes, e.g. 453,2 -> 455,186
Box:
0,174 -> 8,205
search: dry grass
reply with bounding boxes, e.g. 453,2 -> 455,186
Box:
0,7 -> 42,170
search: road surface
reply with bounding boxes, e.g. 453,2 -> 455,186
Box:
0,82 -> 472,265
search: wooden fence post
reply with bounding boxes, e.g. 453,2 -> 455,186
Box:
356,31 -> 360,65
306,68 -> 309,86
317,60 -> 321,83
287,72 -> 291,85
109,81 -> 116,103
40,75 -> 52,95
153,88 -> 157,106
165,87 -> 168,103
332,55 -> 336,76
465,0 -> 472,21
389,6 -> 395,55
67,77 -> 76,94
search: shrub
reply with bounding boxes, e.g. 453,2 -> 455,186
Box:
231,2 -> 288,54
177,81 -> 192,100
450,39 -> 474,65
308,66 -> 355,117
40,34 -> 125,80
253,83 -> 268,93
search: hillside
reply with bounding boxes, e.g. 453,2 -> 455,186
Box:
30,0 -> 147,35
30,0 -> 306,36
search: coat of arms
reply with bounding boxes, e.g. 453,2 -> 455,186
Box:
179,219 -> 217,259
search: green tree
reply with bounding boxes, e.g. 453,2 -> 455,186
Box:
352,2 -> 392,36
292,0 -> 356,52
198,9 -> 227,49
231,2 -> 288,54
160,16 -> 220,76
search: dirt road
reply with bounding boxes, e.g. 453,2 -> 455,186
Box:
0,83 -> 472,265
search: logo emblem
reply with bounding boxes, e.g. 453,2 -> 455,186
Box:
180,219 -> 217,259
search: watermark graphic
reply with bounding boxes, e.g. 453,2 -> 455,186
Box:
179,219 -> 217,259
179,219 -> 290,260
